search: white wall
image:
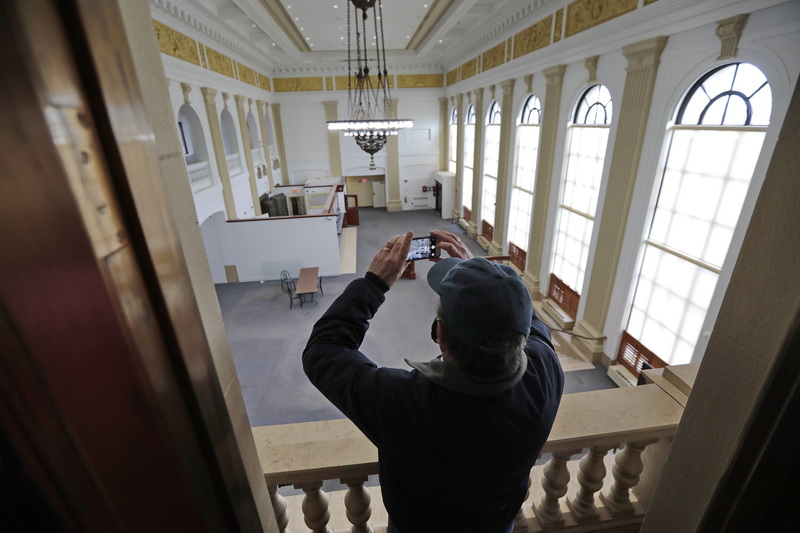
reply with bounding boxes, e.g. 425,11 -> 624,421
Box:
208,215 -> 342,282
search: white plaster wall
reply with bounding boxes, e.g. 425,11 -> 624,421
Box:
219,216 -> 342,281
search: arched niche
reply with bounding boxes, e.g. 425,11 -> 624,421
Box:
220,109 -> 239,155
177,104 -> 209,165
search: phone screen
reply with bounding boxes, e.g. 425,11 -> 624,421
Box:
407,236 -> 438,261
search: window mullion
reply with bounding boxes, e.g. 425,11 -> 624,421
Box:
644,239 -> 722,274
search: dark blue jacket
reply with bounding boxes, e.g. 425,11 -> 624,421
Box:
303,276 -> 564,532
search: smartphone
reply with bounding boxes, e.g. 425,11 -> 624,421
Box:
407,236 -> 440,261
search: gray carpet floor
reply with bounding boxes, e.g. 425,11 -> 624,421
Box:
215,208 -> 616,427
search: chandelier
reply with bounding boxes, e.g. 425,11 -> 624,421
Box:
326,0 -> 413,170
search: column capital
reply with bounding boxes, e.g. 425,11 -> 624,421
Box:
221,91 -> 230,108
622,36 -> 668,68
322,100 -> 339,111
715,14 -> 748,60
455,93 -> 463,106
543,64 -> 566,86
271,102 -> 281,111
233,94 -> 246,107
500,78 -> 516,95
201,86 -> 218,105
256,100 -> 267,113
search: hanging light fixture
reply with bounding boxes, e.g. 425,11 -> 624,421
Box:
326,0 -> 413,170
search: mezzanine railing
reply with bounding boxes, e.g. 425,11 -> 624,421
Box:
253,381 -> 685,533
186,161 -> 213,192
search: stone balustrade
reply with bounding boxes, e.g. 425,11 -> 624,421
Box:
186,160 -> 213,191
253,382 -> 686,533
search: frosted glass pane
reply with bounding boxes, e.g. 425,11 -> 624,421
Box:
705,224 -> 733,266
651,129 -> 764,262
563,126 -> 608,216
449,124 -> 457,162
516,126 -> 540,192
463,125 -> 474,162
552,209 -> 592,292
734,63 -> 768,98
462,168 -> 472,208
628,245 -> 719,364
702,67 -> 736,99
482,176 -> 497,224
749,89 -> 772,125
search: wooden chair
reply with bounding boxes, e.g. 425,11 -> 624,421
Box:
317,277 -> 324,296
287,284 -> 303,309
280,270 -> 295,293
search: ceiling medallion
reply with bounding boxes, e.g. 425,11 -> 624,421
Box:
326,0 -> 413,170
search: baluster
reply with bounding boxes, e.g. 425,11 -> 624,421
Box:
534,449 -> 580,527
296,482 -> 332,533
513,475 -> 531,532
341,476 -> 373,533
267,484 -> 289,533
600,440 -> 655,516
567,445 -> 612,521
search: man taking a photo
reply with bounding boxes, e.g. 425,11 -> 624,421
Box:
303,229 -> 564,532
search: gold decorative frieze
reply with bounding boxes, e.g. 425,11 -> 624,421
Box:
334,75 -> 394,90
482,42 -> 507,72
205,46 -> 234,78
554,9 -> 564,42
565,0 -> 638,38
326,77 -> 334,91
396,74 -> 444,88
461,57 -> 478,80
238,62 -> 256,86
513,15 -> 552,59
274,77 -> 324,92
153,20 -> 200,66
257,73 -> 272,91
644,0 -> 659,5
446,67 -> 459,87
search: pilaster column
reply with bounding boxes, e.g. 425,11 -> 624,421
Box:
524,65 -> 566,294
574,36 -> 668,355
234,95 -> 261,216
270,103 -> 288,184
255,100 -> 274,192
201,87 -> 236,219
468,87 -> 485,239
322,101 -> 343,177
454,93 -> 465,221
489,78 -> 517,256
439,97 -> 449,170
386,98 -> 403,212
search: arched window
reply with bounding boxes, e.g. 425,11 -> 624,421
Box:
481,101 -> 502,241
508,95 -> 542,270
550,84 -> 613,319
462,105 -> 477,221
448,107 -> 458,174
623,63 -> 771,368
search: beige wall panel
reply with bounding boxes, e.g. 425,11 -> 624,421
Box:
481,42 -> 507,72
274,77 -> 324,92
237,62 -> 256,86
205,46 -> 234,78
397,74 -> 444,88
565,0 -> 638,38
513,15 -> 553,59
446,67 -> 459,87
152,20 -> 199,65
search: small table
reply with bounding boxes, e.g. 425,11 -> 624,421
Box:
296,267 -> 320,305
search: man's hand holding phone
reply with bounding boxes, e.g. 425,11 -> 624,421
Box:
429,229 -> 473,261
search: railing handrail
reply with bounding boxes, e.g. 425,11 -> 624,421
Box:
253,383 -> 683,486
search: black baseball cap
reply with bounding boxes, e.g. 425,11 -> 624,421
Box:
427,257 -> 532,343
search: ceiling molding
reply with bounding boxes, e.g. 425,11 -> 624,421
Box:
256,0 -> 311,53
406,0 -> 456,50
